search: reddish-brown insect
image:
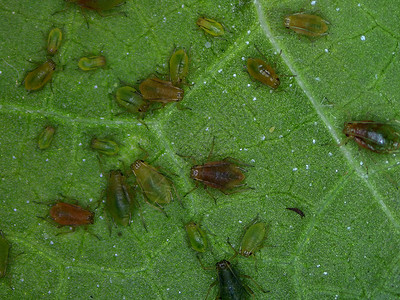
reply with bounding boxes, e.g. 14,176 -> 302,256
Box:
49,202 -> 94,226
343,121 -> 400,153
139,77 -> 184,105
190,159 -> 246,192
67,0 -> 125,15
181,138 -> 249,202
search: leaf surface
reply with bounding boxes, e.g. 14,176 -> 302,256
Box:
0,0 -> 400,298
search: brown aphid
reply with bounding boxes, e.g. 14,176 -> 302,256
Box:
49,202 -> 95,226
139,77 -> 184,105
343,121 -> 400,153
67,0 -> 125,16
181,139 -> 249,201
190,159 -> 246,192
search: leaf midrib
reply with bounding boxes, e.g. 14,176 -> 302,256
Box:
253,0 -> 400,233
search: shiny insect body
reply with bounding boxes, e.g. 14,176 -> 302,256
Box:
181,139 -> 249,201
343,121 -> 400,153
130,160 -> 178,215
48,202 -> 94,226
0,231 -> 10,278
67,0 -> 125,14
185,221 -> 207,253
246,58 -> 280,89
139,77 -> 184,104
284,13 -> 329,37
190,159 -> 246,192
38,126 -> 55,150
239,220 -> 267,258
47,28 -> 62,55
24,59 -> 56,91
199,258 -> 267,299
36,200 -> 98,238
78,55 -> 106,71
91,138 -> 119,156
169,48 -> 189,86
106,170 -> 136,227
215,260 -> 248,299
196,17 -> 225,37
114,86 -> 150,116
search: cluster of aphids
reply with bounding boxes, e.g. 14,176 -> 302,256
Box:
7,1 -> 400,298
113,47 -> 188,120
23,26 -> 108,92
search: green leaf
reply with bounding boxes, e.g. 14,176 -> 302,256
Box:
1,0 -> 400,298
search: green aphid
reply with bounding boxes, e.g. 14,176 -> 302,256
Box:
47,27 -> 63,56
106,170 -> 137,227
114,86 -> 150,116
24,59 -> 56,91
196,17 -> 224,37
238,221 -> 267,258
185,221 -> 207,253
130,159 -> 180,216
90,138 -> 119,156
284,13 -> 329,37
169,48 -> 189,86
38,126 -> 55,150
78,55 -> 106,71
229,216 -> 267,259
